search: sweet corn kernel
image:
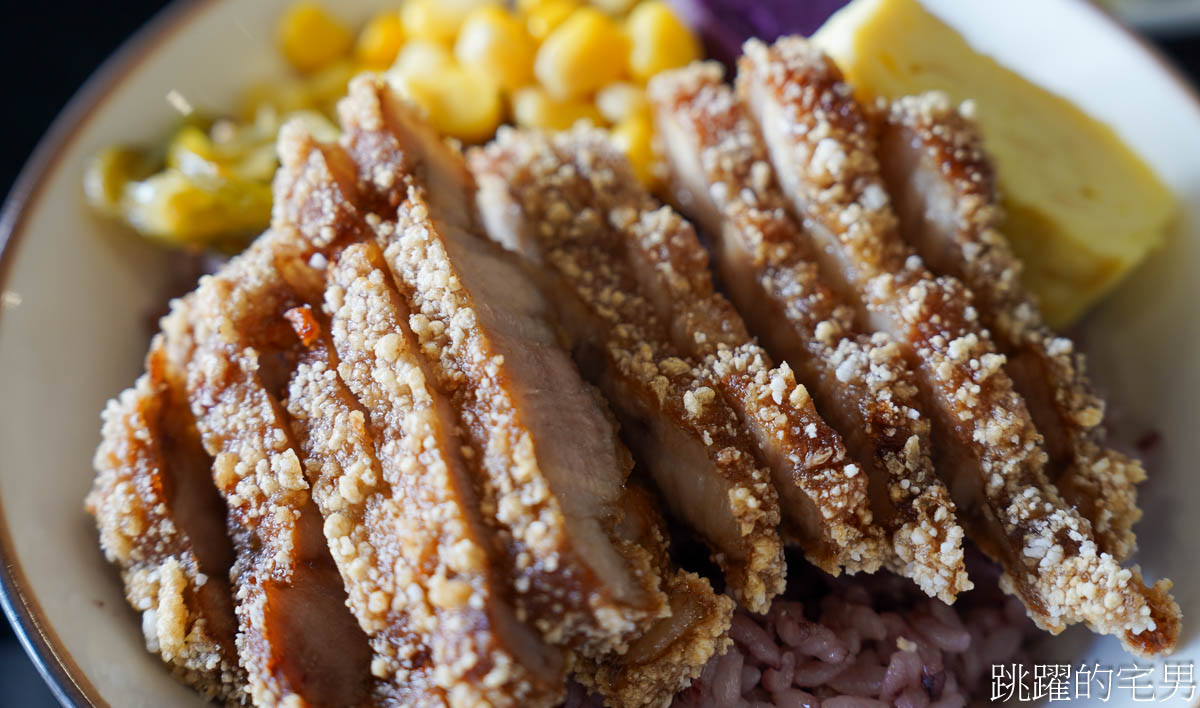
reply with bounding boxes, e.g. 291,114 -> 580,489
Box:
390,39 -> 455,77
535,8 -> 629,99
277,1 -> 353,73
625,1 -> 700,82
455,7 -> 536,91
591,0 -> 637,14
610,112 -> 659,186
595,81 -> 649,124
511,86 -> 604,131
523,0 -> 578,42
393,66 -> 503,142
401,0 -> 499,45
355,11 -> 405,70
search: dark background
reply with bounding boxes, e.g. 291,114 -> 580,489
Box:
0,1 -> 1198,705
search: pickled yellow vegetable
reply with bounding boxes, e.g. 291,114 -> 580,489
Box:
355,11 -> 405,70
123,170 -> 272,247
277,1 -> 352,73
511,86 -> 604,130
625,1 -> 700,82
534,7 -> 628,98
83,146 -> 156,217
455,7 -> 536,91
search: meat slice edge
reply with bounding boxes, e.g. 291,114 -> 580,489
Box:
470,128 -> 792,607
737,36 -> 1179,656
650,62 -> 969,603
338,75 -> 669,655
87,335 -> 247,704
877,91 -> 1145,561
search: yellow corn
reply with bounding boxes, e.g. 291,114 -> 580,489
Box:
610,112 -> 659,187
625,0 -> 700,82
534,8 -> 629,99
355,11 -> 405,70
595,81 -> 649,124
523,0 -> 578,42
277,1 -> 352,73
591,0 -> 638,14
511,86 -> 604,131
393,65 -> 503,142
390,39 -> 455,76
455,7 -> 536,91
401,0 -> 499,45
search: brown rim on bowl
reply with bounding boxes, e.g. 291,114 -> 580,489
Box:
0,1 -> 1198,706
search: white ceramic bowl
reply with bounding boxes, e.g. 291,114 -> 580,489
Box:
1,1 -> 1197,705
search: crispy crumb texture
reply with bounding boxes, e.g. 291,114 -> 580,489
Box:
737,36 -> 1179,655
471,127 -> 797,610
878,91 -> 1145,561
87,337 -> 248,705
650,62 -> 969,603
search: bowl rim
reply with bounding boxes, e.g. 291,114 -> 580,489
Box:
1,1 -> 1199,706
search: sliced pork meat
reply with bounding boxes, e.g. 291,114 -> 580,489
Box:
336,75 -> 670,656
86,336 -> 247,704
573,484 -> 735,708
737,36 -> 1179,656
650,62 -> 970,604
877,91 -> 1146,561
274,126 -> 566,707
471,127 -> 800,609
179,239 -> 376,705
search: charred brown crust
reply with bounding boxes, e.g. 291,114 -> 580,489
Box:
650,63 -> 969,603
737,36 -> 1179,656
878,92 -> 1145,561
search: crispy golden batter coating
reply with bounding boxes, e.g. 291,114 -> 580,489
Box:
650,62 -> 970,603
273,125 -> 567,707
571,486 -> 733,708
471,127 -> 793,609
878,91 -> 1145,561
182,240 -> 379,706
738,36 -> 1179,656
337,75 -> 671,655
87,337 -> 248,705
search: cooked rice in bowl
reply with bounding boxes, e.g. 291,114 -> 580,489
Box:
567,548 -> 1036,708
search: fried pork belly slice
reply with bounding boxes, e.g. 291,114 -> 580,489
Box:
649,63 -> 969,603
572,485 -> 734,708
87,338 -> 246,704
293,243 -> 564,706
471,129 -> 794,608
181,241 -> 376,705
877,92 -> 1145,560
338,75 -> 669,655
738,36 -> 1179,655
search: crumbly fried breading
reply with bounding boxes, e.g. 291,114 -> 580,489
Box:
181,239 -> 377,705
571,486 -> 734,708
325,242 -> 565,706
273,125 -> 567,707
737,36 -> 1179,655
649,62 -> 970,603
471,128 -> 794,609
86,337 -> 248,705
877,91 -> 1145,561
337,75 -> 671,656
